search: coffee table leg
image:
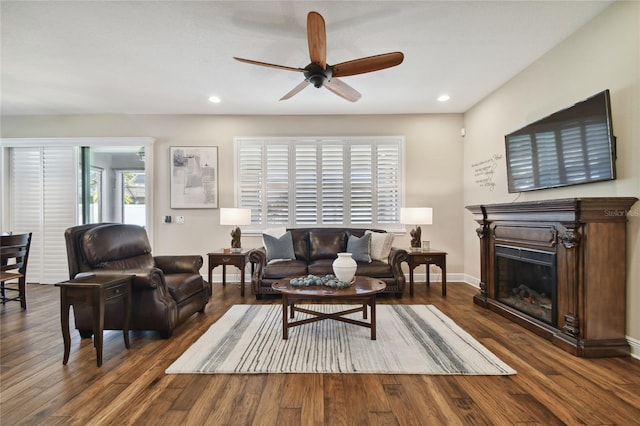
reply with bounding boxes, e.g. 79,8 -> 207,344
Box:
362,303 -> 367,320
282,294 -> 289,340
370,296 -> 377,340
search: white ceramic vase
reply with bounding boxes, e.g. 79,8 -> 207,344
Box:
332,252 -> 357,283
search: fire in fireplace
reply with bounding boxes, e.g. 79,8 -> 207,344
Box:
495,245 -> 557,326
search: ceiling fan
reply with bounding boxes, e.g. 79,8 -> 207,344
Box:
234,11 -> 404,102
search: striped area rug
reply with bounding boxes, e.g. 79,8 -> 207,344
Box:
166,304 -> 515,375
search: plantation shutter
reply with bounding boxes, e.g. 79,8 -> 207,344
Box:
266,144 -> 289,225
376,143 -> 401,224
9,146 -> 78,284
294,144 -> 318,225
350,143 -> 373,224
321,143 -> 344,224
235,137 -> 403,228
237,142 -> 263,224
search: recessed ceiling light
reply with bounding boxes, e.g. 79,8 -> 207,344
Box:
437,94 -> 450,102
208,95 -> 221,103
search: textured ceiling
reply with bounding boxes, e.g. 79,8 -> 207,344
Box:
0,1 -> 612,115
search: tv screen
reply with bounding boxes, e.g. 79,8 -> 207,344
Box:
505,90 -> 616,193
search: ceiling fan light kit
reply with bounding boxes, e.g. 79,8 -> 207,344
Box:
234,11 -> 404,102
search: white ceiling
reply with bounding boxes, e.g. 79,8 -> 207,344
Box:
0,1 -> 612,116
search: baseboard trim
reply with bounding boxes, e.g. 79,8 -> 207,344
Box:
627,336 -> 640,360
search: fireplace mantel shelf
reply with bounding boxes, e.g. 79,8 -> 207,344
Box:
466,197 -> 638,358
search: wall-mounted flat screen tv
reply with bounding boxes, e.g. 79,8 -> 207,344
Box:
505,89 -> 616,193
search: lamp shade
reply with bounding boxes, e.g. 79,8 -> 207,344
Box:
400,207 -> 433,225
219,208 -> 252,226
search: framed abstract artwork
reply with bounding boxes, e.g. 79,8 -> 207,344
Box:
170,146 -> 218,208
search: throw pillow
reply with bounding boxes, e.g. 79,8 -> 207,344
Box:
262,227 -> 287,242
346,233 -> 372,263
366,230 -> 394,263
263,231 -> 295,263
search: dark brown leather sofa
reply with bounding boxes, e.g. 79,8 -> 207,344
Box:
64,223 -> 211,338
249,228 -> 407,298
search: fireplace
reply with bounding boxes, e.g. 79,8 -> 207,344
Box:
466,197 -> 638,358
495,246 -> 556,326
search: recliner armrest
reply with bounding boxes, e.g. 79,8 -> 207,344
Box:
79,268 -> 164,289
154,255 -> 203,274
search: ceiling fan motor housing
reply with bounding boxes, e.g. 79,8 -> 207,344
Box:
304,63 -> 332,88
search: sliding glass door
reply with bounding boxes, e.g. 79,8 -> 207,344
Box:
3,137 -> 154,284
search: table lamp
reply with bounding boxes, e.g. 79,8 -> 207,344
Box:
220,208 -> 252,252
400,207 -> 433,250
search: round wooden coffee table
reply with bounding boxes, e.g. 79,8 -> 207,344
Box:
272,276 -> 386,340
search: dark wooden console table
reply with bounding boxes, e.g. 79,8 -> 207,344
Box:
56,274 -> 132,367
207,249 -> 251,296
404,249 -> 447,296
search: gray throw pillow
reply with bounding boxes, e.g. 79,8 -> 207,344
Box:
346,233 -> 372,263
263,231 -> 296,263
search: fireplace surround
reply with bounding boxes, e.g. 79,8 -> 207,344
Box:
467,197 -> 638,358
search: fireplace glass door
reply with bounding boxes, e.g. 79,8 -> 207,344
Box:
495,245 -> 557,326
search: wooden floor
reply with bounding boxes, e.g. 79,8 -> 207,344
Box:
2,282 -> 640,425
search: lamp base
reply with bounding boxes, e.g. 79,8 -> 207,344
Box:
230,227 -> 242,250
409,225 -> 422,249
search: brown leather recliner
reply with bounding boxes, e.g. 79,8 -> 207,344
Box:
64,223 -> 211,338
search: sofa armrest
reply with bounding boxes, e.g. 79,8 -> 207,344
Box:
388,247 -> 408,278
249,248 -> 267,276
154,255 -> 203,274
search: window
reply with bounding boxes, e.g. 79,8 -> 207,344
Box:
117,170 -> 146,226
236,137 -> 404,228
89,166 -> 104,223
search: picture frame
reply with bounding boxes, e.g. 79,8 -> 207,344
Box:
170,146 -> 218,209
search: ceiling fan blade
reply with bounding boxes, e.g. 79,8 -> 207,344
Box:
234,57 -> 304,73
332,52 -> 404,77
280,80 -> 311,100
324,78 -> 362,102
307,11 -> 326,69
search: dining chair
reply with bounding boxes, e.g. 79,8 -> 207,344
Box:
1,232 -> 33,310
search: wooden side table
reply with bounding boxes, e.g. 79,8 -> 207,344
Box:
405,249 -> 448,297
207,249 -> 251,296
56,274 -> 133,367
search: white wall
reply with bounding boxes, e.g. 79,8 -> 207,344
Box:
463,1 -> 640,347
1,113 -> 465,278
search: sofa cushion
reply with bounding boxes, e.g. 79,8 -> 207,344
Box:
264,259 -> 308,279
357,260 -> 394,277
81,224 -> 152,267
366,230 -> 394,263
263,231 -> 296,263
309,231 -> 347,260
346,233 -> 372,263
289,229 -> 310,260
164,273 -> 205,303
307,259 -> 335,276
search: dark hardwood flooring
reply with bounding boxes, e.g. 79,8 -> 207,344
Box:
1,281 -> 639,425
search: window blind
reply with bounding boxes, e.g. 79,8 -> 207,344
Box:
235,137 -> 403,228
10,146 -> 78,284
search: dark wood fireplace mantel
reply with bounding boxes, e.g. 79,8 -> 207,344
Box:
466,197 -> 638,358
